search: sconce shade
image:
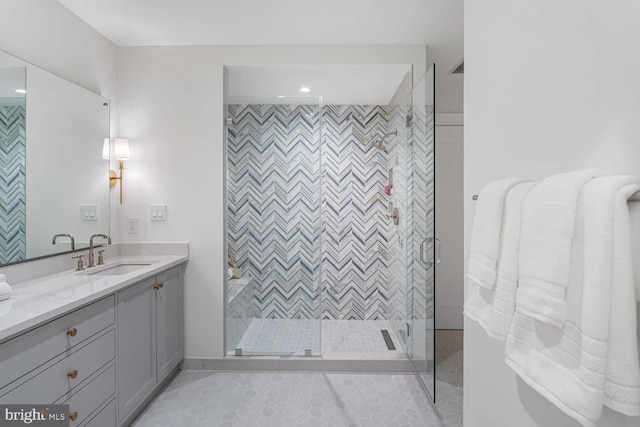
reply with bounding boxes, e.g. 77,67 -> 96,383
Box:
114,138 -> 130,160
102,138 -> 110,160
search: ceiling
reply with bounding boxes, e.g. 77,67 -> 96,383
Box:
56,0 -> 462,48
227,65 -> 411,105
0,67 -> 26,99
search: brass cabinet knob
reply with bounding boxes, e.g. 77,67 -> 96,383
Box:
153,282 -> 164,290
69,411 -> 78,421
66,328 -> 78,337
158,282 -> 164,289
67,369 -> 78,379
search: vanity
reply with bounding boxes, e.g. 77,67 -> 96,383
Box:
0,249 -> 188,427
0,42 -> 187,427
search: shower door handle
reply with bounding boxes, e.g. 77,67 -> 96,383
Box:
434,238 -> 442,266
420,237 -> 442,268
420,238 -> 432,266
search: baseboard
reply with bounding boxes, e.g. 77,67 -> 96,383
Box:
183,357 -> 414,374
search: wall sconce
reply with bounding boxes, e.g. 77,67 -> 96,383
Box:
103,138 -> 129,204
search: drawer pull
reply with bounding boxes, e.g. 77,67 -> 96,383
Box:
66,327 -> 78,337
69,411 -> 78,421
153,282 -> 164,290
67,369 -> 78,379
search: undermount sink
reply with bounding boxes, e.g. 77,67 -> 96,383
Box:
87,263 -> 154,276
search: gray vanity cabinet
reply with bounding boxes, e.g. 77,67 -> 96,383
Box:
117,265 -> 184,425
116,277 -> 156,422
156,266 -> 184,381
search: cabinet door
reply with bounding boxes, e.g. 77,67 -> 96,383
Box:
117,277 -> 156,422
156,265 -> 184,381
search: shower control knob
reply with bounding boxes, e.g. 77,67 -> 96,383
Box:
387,208 -> 400,225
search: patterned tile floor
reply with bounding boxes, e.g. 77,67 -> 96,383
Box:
133,371 -> 443,427
433,330 -> 463,427
232,319 -> 405,359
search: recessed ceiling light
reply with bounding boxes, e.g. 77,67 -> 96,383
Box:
14,89 -> 26,94
299,87 -> 311,93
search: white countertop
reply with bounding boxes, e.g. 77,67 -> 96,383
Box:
0,255 -> 188,343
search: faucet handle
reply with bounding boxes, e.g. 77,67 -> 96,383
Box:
71,255 -> 85,271
97,250 -> 105,266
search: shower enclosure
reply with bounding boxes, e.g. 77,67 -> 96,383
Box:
223,64 -> 437,399
406,66 -> 437,399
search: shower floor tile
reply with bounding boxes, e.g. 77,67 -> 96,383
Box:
231,319 -> 405,358
322,320 -> 405,357
132,371 -> 442,427
233,319 -> 320,356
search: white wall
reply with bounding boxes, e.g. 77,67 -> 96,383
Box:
116,45 -> 426,359
0,0 -> 118,127
435,117 -> 464,329
464,0 -> 640,426
421,3 -> 465,330
0,0 -> 119,240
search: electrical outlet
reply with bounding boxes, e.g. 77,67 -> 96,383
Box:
127,217 -> 138,234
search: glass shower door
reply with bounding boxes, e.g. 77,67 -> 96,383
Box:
224,93 -> 323,357
407,64 -> 437,400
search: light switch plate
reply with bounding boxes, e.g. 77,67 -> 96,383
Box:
150,205 -> 167,221
81,205 -> 98,221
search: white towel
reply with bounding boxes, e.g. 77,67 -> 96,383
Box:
516,169 -> 605,328
464,181 -> 536,341
604,183 -> 640,415
505,176 -> 640,426
468,177 -> 531,291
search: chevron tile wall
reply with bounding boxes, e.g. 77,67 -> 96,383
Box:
320,105 -> 397,320
388,102 -> 408,343
407,103 -> 435,339
227,104 -> 322,320
0,106 -> 26,265
228,104 -> 406,321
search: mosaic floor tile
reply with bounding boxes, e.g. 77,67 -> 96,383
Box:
434,330 -> 463,427
133,371 -> 442,427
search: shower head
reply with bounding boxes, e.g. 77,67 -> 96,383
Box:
371,130 -> 398,153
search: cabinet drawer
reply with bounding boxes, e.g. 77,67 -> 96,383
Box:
0,296 -> 115,389
81,398 -> 115,427
60,364 -> 115,426
0,330 -> 115,404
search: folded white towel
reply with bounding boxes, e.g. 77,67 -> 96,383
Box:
604,183 -> 640,415
464,181 -> 536,341
505,176 -> 640,426
0,282 -> 10,302
630,193 -> 640,302
516,169 -> 605,328
468,177 -> 531,291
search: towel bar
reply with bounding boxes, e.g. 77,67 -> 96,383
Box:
472,191 -> 640,201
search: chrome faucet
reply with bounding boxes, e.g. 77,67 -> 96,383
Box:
52,233 -> 75,250
88,234 -> 111,268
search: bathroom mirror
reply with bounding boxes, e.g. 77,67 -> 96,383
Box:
0,48 -> 110,265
